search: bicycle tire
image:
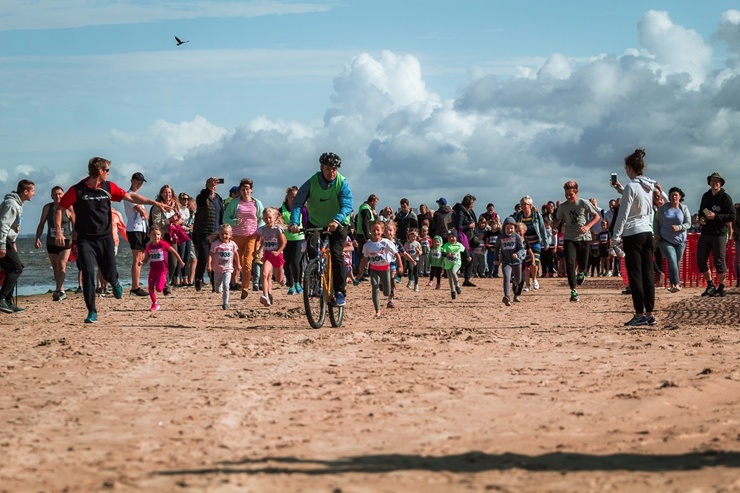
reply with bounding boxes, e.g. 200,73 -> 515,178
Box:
329,303 -> 344,328
303,259 -> 326,329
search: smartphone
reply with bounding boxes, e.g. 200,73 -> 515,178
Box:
610,173 -> 617,186
217,178 -> 225,184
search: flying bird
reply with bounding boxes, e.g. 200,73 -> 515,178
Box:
175,36 -> 189,46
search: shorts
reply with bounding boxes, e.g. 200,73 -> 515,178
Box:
263,250 -> 285,268
46,240 -> 72,255
128,231 -> 149,251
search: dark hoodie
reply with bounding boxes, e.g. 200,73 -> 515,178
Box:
452,202 -> 477,241
698,187 -> 735,237
431,205 -> 453,238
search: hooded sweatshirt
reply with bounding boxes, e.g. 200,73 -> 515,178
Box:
612,176 -> 658,242
0,192 -> 23,250
428,236 -> 445,268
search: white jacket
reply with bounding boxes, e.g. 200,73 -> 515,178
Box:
612,176 -> 658,242
0,191 -> 23,250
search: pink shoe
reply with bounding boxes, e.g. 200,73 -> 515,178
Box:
435,283 -> 441,290
150,303 -> 160,312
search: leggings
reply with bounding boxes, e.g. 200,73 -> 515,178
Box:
213,271 -> 232,305
283,239 -> 304,287
502,263 -> 522,298
429,266 -> 443,284
370,268 -> 392,312
446,265 -> 460,291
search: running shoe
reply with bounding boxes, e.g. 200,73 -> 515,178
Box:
334,292 -> 345,307
150,303 -> 160,312
163,286 -> 171,296
624,314 -> 648,327
8,304 -> 24,312
130,287 -> 149,297
353,278 -> 361,286
194,279 -> 202,291
523,285 -> 530,292
57,291 -> 67,301
295,283 -> 303,294
712,284 -> 726,297
75,286 -> 83,294
451,290 -> 456,300
455,285 -> 462,295
647,315 -> 657,326
52,290 -> 60,301
241,290 -> 249,300
426,280 -> 433,287
462,280 -> 476,287
513,295 -> 521,303
386,300 -> 395,309
223,303 -> 229,310
435,283 -> 441,290
502,296 -> 511,306
407,281 -> 413,289
570,289 -> 579,302
259,294 -> 271,307
84,311 -> 97,323
701,284 -> 716,296
576,272 -> 585,285
287,286 -> 296,295
112,282 -> 123,299
414,285 -> 420,292
533,280 -> 540,290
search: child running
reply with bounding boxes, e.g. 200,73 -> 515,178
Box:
256,206 -> 287,307
495,217 -> 526,306
142,225 -> 186,312
404,229 -> 422,291
207,224 -> 240,310
442,229 -> 465,299
358,221 -> 404,316
418,225 -> 432,278
427,235 -> 444,288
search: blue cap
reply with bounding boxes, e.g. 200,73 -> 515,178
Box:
230,186 -> 239,194
436,197 -> 447,205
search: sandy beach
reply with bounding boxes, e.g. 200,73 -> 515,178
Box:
1,276 -> 739,492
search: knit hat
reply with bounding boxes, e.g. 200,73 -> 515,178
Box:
433,235 -> 443,244
503,216 -> 516,225
707,172 -> 725,186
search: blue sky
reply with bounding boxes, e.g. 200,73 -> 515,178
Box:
2,0 -> 740,226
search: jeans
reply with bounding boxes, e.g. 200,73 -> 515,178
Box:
658,239 -> 685,287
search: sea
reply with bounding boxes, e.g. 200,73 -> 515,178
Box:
9,236 -> 134,296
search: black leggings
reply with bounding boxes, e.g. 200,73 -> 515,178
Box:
284,239 -> 304,287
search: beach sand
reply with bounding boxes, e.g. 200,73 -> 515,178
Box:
1,276 -> 739,492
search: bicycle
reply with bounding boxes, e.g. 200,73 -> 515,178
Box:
302,228 -> 344,329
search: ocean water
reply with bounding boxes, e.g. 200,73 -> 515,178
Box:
9,236 -> 134,296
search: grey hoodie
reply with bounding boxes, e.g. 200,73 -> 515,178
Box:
612,176 -> 659,241
0,192 -> 23,249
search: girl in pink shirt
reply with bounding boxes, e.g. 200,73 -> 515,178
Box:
142,226 -> 185,311
208,224 -> 241,310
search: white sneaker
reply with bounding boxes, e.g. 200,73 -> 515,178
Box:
533,280 -> 540,290
523,285 -> 530,292
259,295 -> 271,307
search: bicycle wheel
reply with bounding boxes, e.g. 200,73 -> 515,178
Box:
329,301 -> 344,328
303,259 -> 326,329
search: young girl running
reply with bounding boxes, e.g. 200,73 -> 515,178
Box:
442,229 -> 465,299
427,235 -> 445,289
256,207 -> 287,307
495,217 -> 527,306
142,225 -> 186,312
207,224 -> 241,310
358,222 -> 403,317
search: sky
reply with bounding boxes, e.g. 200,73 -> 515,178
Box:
2,0 -> 740,228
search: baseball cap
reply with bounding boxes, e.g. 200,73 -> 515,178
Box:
230,186 -> 239,194
436,197 -> 447,205
131,172 -> 146,182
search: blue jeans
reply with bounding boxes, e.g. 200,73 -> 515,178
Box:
658,239 -> 685,287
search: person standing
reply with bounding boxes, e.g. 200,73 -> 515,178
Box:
611,149 -> 662,326
654,187 -> 691,292
192,177 -> 224,292
124,172 -> 150,296
696,172 -> 736,297
56,157 -> 169,323
0,180 -> 35,313
34,185 -> 74,301
289,152 -> 354,307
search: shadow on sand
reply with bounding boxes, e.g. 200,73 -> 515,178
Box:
155,450 -> 740,476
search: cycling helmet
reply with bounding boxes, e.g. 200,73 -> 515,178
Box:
319,152 -> 341,168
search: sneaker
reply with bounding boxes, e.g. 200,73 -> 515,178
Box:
462,280 -> 476,287
406,281 -> 413,289
57,291 -> 67,301
241,290 -> 249,300
8,303 -> 24,313
75,286 -> 83,294
52,290 -> 60,301
435,283 -> 441,290
295,283 -> 303,294
624,314 -> 648,327
513,295 -> 521,303
287,286 -> 296,295
533,280 -> 540,290
570,290 -> 579,302
455,285 -> 462,295
647,315 -> 657,326
523,285 -> 530,292
576,272 -> 585,285
353,278 -> 361,286
621,287 -> 631,295
386,300 -> 395,309
84,311 -> 98,323
701,284 -> 716,296
150,303 -> 160,312
259,294 -> 271,307
130,287 -> 149,297
426,280 -> 433,287
606,270 -> 612,277
451,290 -> 456,300
110,282 -> 122,299
395,276 -> 401,284
712,284 -> 726,297
253,284 -> 260,292
163,286 -> 171,296
414,285 -> 420,292
194,279 -> 202,291
223,303 -> 229,310
0,299 -> 14,314
503,296 -> 511,306
334,292 -> 346,307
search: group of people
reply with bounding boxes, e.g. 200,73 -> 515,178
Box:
1,150 -> 737,327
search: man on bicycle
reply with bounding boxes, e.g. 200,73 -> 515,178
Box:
289,152 -> 354,306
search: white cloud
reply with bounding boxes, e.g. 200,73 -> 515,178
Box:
0,0 -> 332,31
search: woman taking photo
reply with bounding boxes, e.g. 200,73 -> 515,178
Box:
654,187 -> 691,293
223,178 -> 264,300
612,149 -> 663,327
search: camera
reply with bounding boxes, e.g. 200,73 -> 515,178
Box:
217,178 -> 225,184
